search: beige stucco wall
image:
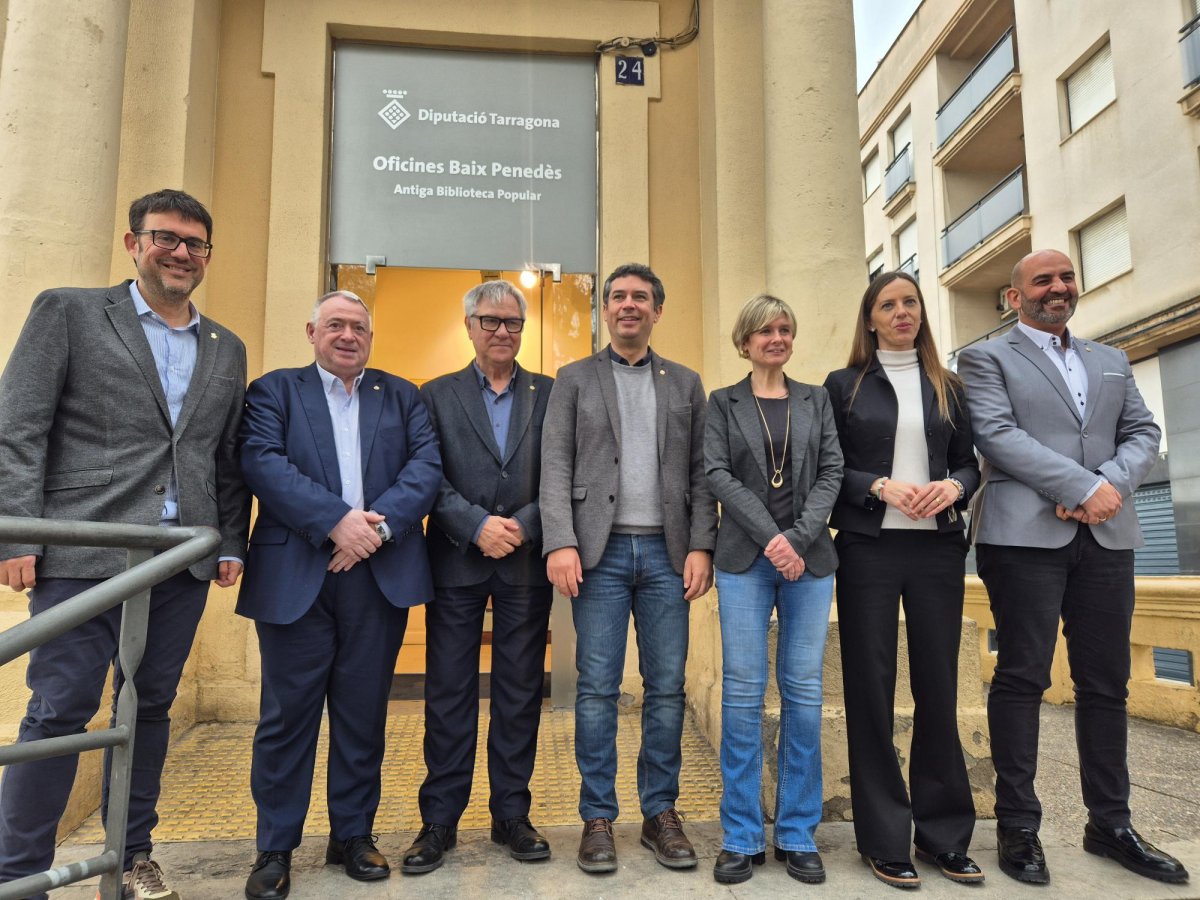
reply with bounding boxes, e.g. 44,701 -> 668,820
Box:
1014,0 -> 1200,339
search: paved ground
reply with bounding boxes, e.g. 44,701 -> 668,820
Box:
47,699 -> 1200,899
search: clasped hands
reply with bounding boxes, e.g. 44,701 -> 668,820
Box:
476,516 -> 525,559
328,508 -> 386,572
1055,480 -> 1122,525
878,478 -> 959,520
764,533 -> 804,581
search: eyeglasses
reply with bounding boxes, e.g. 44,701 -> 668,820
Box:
471,315 -> 525,333
133,230 -> 213,259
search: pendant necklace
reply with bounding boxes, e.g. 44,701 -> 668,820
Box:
753,394 -> 790,489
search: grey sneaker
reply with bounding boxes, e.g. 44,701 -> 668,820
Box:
97,858 -> 181,900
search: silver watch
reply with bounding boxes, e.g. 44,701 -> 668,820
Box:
374,522 -> 390,542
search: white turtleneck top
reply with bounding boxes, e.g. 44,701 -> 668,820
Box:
877,348 -> 935,531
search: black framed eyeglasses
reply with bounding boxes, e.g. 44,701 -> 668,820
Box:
471,315 -> 525,333
133,230 -> 213,258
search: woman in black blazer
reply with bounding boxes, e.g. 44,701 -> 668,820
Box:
822,271 -> 981,889
704,294 -> 842,886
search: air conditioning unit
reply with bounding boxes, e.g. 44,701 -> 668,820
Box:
998,286 -> 1017,319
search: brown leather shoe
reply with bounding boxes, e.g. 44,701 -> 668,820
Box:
640,807 -> 697,869
577,817 -> 617,873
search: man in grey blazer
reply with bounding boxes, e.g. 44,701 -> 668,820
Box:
540,263 -> 717,875
0,189 -> 250,900
403,280 -> 554,874
958,249 -> 1186,886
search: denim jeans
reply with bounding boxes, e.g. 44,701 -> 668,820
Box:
716,556 -> 833,854
572,533 -> 689,822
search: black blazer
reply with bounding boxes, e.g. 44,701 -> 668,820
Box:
704,375 -> 843,576
823,359 -> 979,538
421,362 -> 553,588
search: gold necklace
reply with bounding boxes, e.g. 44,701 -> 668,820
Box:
753,394 -> 790,489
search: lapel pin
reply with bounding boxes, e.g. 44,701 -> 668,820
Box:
210,332 -> 217,339
659,369 -> 666,375
373,384 -> 380,390
530,384 -> 536,390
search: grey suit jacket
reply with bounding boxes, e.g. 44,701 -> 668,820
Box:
0,281 -> 251,579
421,361 -> 553,588
539,348 -> 717,574
957,326 -> 1160,551
704,376 -> 842,576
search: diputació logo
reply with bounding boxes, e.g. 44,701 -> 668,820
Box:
378,89 -> 410,129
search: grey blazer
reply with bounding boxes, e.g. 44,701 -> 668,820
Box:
704,376 -> 842,576
0,281 -> 251,579
539,349 -> 717,574
421,361 -> 552,588
957,326 -> 1160,551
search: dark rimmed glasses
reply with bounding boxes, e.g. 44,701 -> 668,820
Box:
133,229 -> 213,259
471,315 -> 525,333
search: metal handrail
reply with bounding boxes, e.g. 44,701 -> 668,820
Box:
883,143 -> 914,201
940,164 -> 1025,236
0,518 -> 219,900
947,319 -> 1016,362
1180,12 -> 1200,88
936,26 -> 1016,119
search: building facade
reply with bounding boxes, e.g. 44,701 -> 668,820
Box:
858,0 -> 1200,722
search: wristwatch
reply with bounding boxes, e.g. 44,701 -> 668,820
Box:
374,522 -> 391,542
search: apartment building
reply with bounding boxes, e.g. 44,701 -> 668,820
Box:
859,0 -> 1200,590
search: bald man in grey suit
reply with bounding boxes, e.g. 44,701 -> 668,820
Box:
0,189 -> 250,900
958,249 -> 1186,887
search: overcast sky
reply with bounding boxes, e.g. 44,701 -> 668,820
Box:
854,0 -> 922,91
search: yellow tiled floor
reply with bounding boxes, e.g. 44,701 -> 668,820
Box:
70,707 -> 722,843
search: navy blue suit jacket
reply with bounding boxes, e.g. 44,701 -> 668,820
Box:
236,363 -> 441,624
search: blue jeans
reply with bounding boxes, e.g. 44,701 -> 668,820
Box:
571,533 -> 689,822
716,556 -> 833,853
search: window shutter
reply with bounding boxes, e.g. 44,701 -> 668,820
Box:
867,249 -> 885,279
891,113 -> 912,160
1079,204 -> 1130,290
1067,43 -> 1116,131
896,219 -> 918,266
864,153 -> 881,197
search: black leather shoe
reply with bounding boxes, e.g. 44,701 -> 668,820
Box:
1083,822 -> 1189,883
245,850 -> 291,900
996,825 -> 1049,884
491,815 -> 551,861
775,848 -> 826,884
915,847 -> 985,883
713,849 -> 765,884
326,834 -> 389,881
402,823 -> 457,874
863,855 -> 920,889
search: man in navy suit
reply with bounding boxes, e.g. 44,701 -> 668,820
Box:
237,290 -> 440,899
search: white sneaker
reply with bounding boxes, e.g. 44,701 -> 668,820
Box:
94,858 -> 181,900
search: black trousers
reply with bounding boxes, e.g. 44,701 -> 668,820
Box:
418,573 -> 552,825
835,529 -> 975,860
977,527 -> 1134,830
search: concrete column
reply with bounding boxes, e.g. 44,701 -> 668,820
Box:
0,0 -> 130,364
761,0 -> 866,382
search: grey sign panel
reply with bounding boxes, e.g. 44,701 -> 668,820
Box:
331,44 -> 597,273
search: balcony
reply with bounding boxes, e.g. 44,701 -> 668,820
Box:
883,144 -> 915,215
936,29 -> 1017,148
1180,14 -> 1200,116
898,253 -> 918,282
941,167 -> 1026,272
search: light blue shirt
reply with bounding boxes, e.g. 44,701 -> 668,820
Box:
130,281 -> 198,524
315,363 -> 365,511
1016,320 -> 1103,502
131,283 -> 242,566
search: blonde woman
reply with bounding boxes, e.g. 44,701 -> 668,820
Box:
704,294 -> 842,885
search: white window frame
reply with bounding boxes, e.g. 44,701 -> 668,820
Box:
1076,202 -> 1132,291
863,150 -> 881,199
1065,41 -> 1116,133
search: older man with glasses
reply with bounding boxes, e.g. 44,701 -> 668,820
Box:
401,280 -> 555,874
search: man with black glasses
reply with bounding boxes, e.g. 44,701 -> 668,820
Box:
0,189 -> 250,900
402,280 -> 554,874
